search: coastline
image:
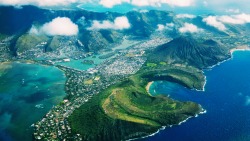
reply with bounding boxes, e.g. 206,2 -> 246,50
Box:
0,60 -> 67,141
193,75 -> 207,92
126,126 -> 167,141
230,45 -> 250,55
146,81 -> 153,95
133,47 -> 250,141
200,47 -> 250,92
127,108 -> 207,141
13,47 -> 250,141
0,62 -> 12,77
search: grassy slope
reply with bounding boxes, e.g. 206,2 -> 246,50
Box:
139,64 -> 205,90
68,84 -> 160,141
68,65 -> 203,141
148,37 -> 230,69
0,62 -> 12,77
15,34 -> 49,53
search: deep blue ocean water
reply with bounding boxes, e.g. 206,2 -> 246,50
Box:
141,51 -> 250,141
0,62 -> 66,141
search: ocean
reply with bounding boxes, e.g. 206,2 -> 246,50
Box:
0,62 -> 66,141
140,51 -> 250,141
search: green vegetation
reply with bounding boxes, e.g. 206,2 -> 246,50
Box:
160,62 -> 167,65
47,36 -> 60,51
68,65 -> 203,141
0,62 -> 12,77
139,64 -> 205,90
15,34 -> 49,53
148,36 -> 230,69
146,63 -> 157,67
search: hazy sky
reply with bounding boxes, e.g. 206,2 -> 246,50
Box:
0,0 -> 249,14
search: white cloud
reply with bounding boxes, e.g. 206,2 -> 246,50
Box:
156,22 -> 175,31
204,0 -> 249,12
114,16 -> 131,29
0,0 -> 83,7
29,25 -> 40,35
219,13 -> 250,25
219,15 -> 244,24
203,0 -> 208,6
131,0 -> 195,7
131,0 -> 151,7
165,0 -> 195,7
202,16 -> 226,31
99,0 -> 129,8
98,0 -> 195,8
226,9 -> 240,14
236,13 -> 250,23
179,23 -> 202,33
202,13 -> 250,31
0,0 -> 195,8
88,16 -> 130,30
176,14 -> 196,19
2,0 -> 250,14
29,17 -> 79,36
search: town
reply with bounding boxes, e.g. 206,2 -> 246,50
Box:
32,35 -> 171,140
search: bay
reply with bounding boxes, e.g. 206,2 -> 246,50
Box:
141,51 -> 250,141
0,62 -> 66,141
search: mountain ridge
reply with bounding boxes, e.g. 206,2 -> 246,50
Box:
149,36 -> 231,69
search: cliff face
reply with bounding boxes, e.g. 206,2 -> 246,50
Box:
149,36 -> 231,69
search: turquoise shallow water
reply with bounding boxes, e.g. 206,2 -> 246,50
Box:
57,55 -> 104,70
140,51 -> 250,141
0,62 -> 66,141
56,38 -> 139,70
78,3 -> 148,13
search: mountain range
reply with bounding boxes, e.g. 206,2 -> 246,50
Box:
1,5 -> 249,58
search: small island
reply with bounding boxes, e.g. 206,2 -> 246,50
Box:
82,60 -> 95,65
